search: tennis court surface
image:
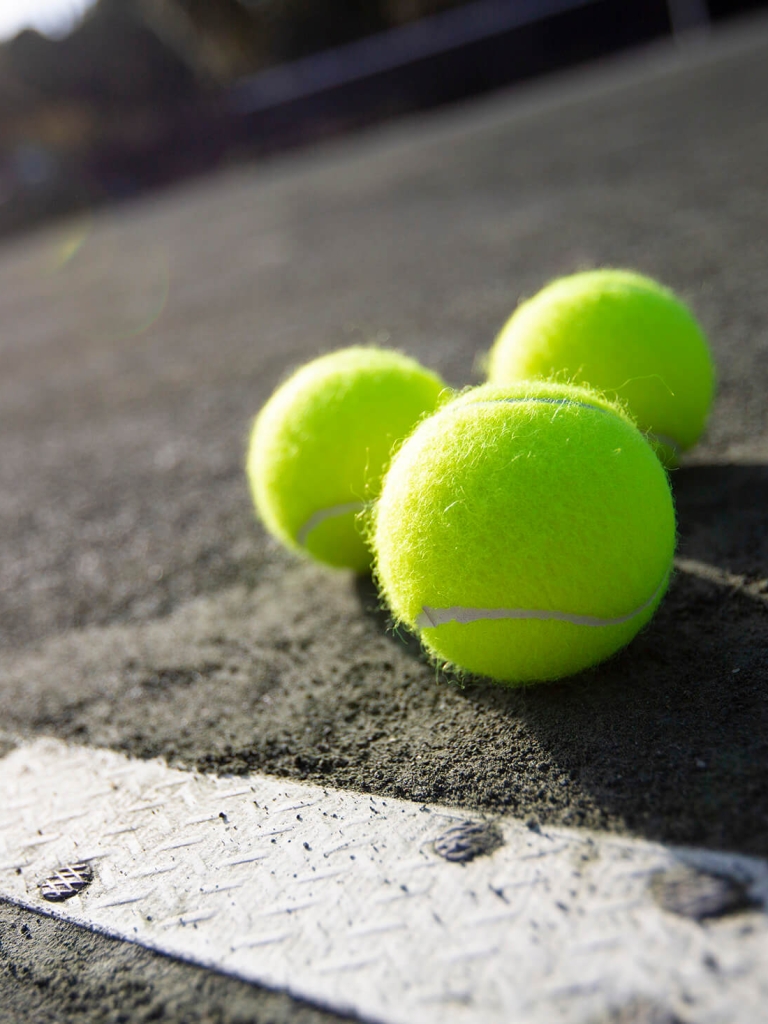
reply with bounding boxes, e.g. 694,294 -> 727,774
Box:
2,14 -> 768,1023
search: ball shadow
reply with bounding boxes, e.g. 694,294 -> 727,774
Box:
673,462 -> 768,575
361,464 -> 768,858
353,572 -> 427,663
463,463 -> 768,857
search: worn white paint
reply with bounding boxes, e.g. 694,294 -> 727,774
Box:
1,738 -> 767,1024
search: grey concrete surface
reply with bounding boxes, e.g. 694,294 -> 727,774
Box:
0,901 -> 353,1024
2,14 -> 768,1022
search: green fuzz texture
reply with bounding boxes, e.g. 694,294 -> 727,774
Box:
373,381 -> 676,683
486,269 -> 715,466
247,346 -> 447,572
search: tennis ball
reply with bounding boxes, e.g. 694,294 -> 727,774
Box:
486,269 -> 715,466
373,381 -> 676,683
247,346 -> 446,572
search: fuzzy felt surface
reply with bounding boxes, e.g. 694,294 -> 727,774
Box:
247,346 -> 446,571
374,381 -> 676,682
486,269 -> 715,465
5,27 -> 768,1019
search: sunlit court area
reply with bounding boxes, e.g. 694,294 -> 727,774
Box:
2,2 -> 768,1023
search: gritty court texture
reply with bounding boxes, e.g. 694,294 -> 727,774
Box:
2,16 -> 768,1024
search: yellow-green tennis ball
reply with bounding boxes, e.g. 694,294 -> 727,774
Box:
373,381 -> 676,684
486,269 -> 715,466
247,346 -> 446,572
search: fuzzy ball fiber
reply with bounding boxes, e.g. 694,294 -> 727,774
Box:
373,381 -> 676,683
486,269 -> 715,466
248,346 -> 447,572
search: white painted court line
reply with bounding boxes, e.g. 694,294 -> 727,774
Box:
1,738 -> 767,1024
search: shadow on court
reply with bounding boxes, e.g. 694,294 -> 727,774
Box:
440,463 -> 768,857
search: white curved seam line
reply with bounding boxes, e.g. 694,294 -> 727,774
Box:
470,398 -> 683,457
461,398 -> 609,414
297,501 -> 366,546
416,567 -> 671,630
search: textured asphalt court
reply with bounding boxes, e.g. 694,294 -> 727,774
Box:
2,14 -> 768,1023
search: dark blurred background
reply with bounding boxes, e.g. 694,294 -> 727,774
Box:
1,0 -> 766,237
